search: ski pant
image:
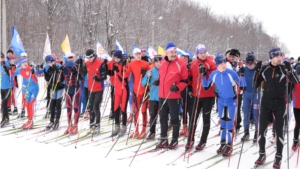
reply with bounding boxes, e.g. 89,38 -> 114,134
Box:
24,85 -> 39,120
187,97 -> 215,143
218,98 -> 236,143
159,98 -> 180,141
110,86 -> 115,114
132,92 -> 148,127
66,86 -> 81,125
7,87 -> 17,108
114,85 -> 129,126
258,96 -> 285,155
49,89 -> 63,122
181,88 -> 192,125
88,91 -> 103,125
293,108 -> 300,140
236,94 -> 243,130
85,87 -> 89,109
242,91 -> 260,130
1,89 -> 11,119
21,93 -> 25,110
149,100 -> 159,133
80,83 -> 86,114
46,83 -> 51,109
129,85 -> 133,113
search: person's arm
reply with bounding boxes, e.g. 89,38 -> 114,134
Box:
142,70 -> 150,87
176,64 -> 188,92
202,71 -> 214,91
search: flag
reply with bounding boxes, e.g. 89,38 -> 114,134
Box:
43,32 -> 51,57
147,45 -> 157,59
9,26 -> 25,56
157,46 -> 165,56
184,49 -> 194,59
176,47 -> 188,56
61,34 -> 71,53
97,41 -> 111,61
116,40 -> 124,54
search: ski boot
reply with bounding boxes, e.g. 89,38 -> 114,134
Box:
273,153 -> 282,169
179,125 -> 187,136
168,139 -> 178,149
64,124 -> 72,134
222,143 -> 233,157
157,139 -> 168,149
12,107 -> 18,115
93,124 -> 100,135
146,132 -> 155,140
109,111 -> 114,119
126,113 -> 133,123
53,119 -> 60,130
69,124 -> 78,135
18,109 -> 25,118
254,151 -> 266,167
112,125 -> 120,136
119,125 -> 127,137
0,118 -> 9,128
217,140 -> 226,154
87,125 -> 94,135
129,127 -> 139,138
253,131 -> 258,143
292,139 -> 299,151
195,141 -> 206,151
45,122 -> 54,131
8,108 -> 12,115
22,119 -> 33,129
138,126 -> 146,139
185,140 -> 194,150
241,130 -> 250,142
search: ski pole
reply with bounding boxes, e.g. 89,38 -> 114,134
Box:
128,91 -> 171,166
100,84 -> 111,122
75,79 -> 95,149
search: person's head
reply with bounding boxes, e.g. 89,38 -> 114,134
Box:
129,56 -> 135,62
180,55 -> 189,63
215,53 -> 227,72
45,55 -> 55,67
141,48 -> 147,57
290,57 -> 295,64
86,49 -> 96,62
269,47 -> 283,66
8,54 -> 16,64
65,52 -> 76,62
110,50 -> 115,59
296,65 -> 300,79
225,49 -> 233,62
230,49 -> 240,61
195,44 -> 207,60
153,55 -> 162,68
113,50 -> 122,63
20,57 -> 28,69
245,52 -> 256,69
7,49 -> 14,57
165,42 -> 177,61
133,48 -> 142,60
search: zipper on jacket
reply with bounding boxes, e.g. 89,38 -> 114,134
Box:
163,63 -> 171,98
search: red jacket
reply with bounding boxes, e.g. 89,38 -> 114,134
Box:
86,58 -> 104,92
159,56 -> 188,99
293,82 -> 300,108
125,60 -> 149,95
107,60 -> 115,86
189,58 -> 216,98
114,63 -> 128,95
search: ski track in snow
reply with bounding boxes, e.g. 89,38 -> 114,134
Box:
0,78 -> 298,169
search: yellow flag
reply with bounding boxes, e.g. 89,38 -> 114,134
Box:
157,46 -> 165,56
61,34 -> 71,53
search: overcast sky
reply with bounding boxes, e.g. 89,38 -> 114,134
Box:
194,0 -> 300,57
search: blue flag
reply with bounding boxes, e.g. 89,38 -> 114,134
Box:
10,26 -> 25,56
184,49 -> 193,59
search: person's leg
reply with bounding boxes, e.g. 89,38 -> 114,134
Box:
200,97 -> 215,143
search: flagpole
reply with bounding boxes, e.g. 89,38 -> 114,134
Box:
1,0 -> 7,53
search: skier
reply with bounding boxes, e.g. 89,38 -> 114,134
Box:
202,53 -> 245,157
62,52 -> 82,134
292,65 -> 300,150
141,55 -> 162,140
43,55 -> 65,130
125,47 -> 150,139
156,42 -> 188,149
240,52 -> 260,143
17,52 -> 29,118
111,50 -> 129,137
141,48 -> 152,64
14,57 -> 39,129
185,44 -> 216,150
79,49 -> 108,134
6,53 -> 18,115
254,48 -> 299,169
0,54 -> 12,127
107,50 -> 115,119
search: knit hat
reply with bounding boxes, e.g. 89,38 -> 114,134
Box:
65,52 -> 75,58
122,53 -> 128,58
45,55 -> 55,63
296,65 -> 300,75
165,42 -> 176,52
114,50 -> 123,59
133,48 -> 141,54
195,44 -> 207,55
290,57 -> 294,61
154,55 -> 162,62
214,53 -> 226,66
269,47 -> 282,59
21,52 -> 28,57
7,49 -> 13,54
246,52 -> 255,61
230,49 -> 240,57
86,49 -> 95,58
19,57 -> 28,65
283,57 -> 290,62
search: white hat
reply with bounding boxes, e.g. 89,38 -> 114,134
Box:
21,52 -> 28,57
133,48 -> 141,54
65,52 -> 75,58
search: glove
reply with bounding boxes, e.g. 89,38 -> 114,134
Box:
113,65 -> 119,72
239,66 -> 245,76
254,60 -> 262,72
103,59 -> 108,65
232,61 -> 237,69
152,79 -> 159,86
283,61 -> 292,72
199,64 -> 207,76
71,66 -> 77,74
52,64 -> 59,72
31,68 -> 35,74
121,59 -> 127,66
40,63 -> 44,69
93,74 -> 101,82
15,77 -> 18,88
77,58 -> 83,65
59,66 -> 64,71
140,67 -> 146,76
170,84 -> 179,92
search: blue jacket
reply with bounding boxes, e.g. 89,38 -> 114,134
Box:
202,68 -> 246,100
142,67 -> 159,101
244,66 -> 259,94
84,74 -> 88,88
14,66 -> 39,93
1,64 -> 12,90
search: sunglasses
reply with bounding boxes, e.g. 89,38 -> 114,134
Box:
246,60 -> 254,65
68,56 -> 73,59
141,50 -> 146,52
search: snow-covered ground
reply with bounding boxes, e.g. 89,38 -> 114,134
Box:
0,77 -> 298,169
